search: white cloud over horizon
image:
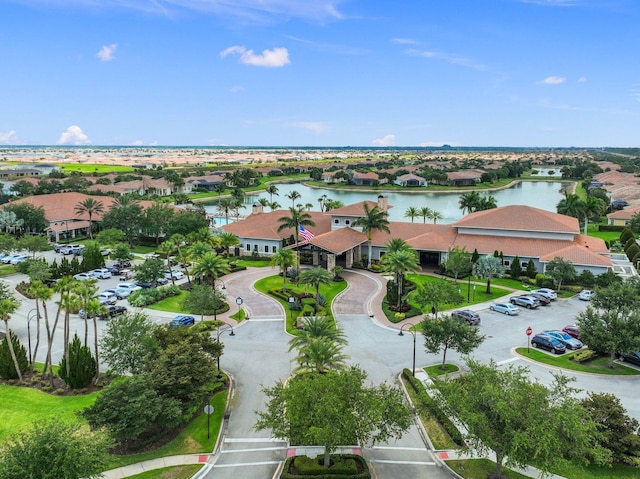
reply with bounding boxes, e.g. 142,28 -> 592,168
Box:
56,126 -> 92,145
0,130 -> 23,145
220,45 -> 290,67
372,134 -> 395,146
97,43 -> 117,61
291,121 -> 329,134
542,76 -> 566,85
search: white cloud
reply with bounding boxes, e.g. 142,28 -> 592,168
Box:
372,134 -> 395,146
0,130 -> 23,145
56,125 -> 92,145
97,43 -> 117,62
391,38 -> 419,45
406,48 -> 488,72
221,45 -> 290,67
542,76 -> 566,85
292,122 -> 329,134
577,76 -> 587,83
229,85 -> 245,93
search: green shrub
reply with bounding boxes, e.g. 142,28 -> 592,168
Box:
59,334 -> 96,389
571,349 -> 597,364
281,454 -> 370,479
0,331 -> 29,380
128,284 -> 181,307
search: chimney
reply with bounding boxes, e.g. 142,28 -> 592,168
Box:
252,203 -> 263,215
377,195 -> 388,212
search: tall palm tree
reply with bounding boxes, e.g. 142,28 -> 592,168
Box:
317,194 -> 328,212
459,191 -> 481,214
582,195 -> 606,235
419,206 -> 433,224
354,202 -> 390,269
217,197 -> 238,224
73,280 -> 99,347
74,197 -> 104,239
157,239 -> 178,285
289,316 -> 347,352
0,296 -> 22,381
217,231 -> 240,258
277,206 -> 316,274
169,233 -> 192,284
298,267 -> 333,313
381,247 -> 420,308
294,337 -> 348,374
191,252 -> 230,289
404,207 -> 420,223
188,241 -> 214,261
266,184 -> 279,203
28,280 -> 52,372
85,299 -> 107,384
556,193 -> 585,220
428,209 -> 444,224
286,190 -> 301,208
271,248 -> 296,292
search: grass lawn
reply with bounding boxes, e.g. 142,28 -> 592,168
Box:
254,274 -> 348,334
424,364 -> 459,377
0,264 -> 17,277
106,390 -> 228,469
147,290 -> 188,313
234,259 -> 272,268
126,465 -> 203,479
0,383 -> 98,441
405,274 -> 512,309
515,348 -> 640,376
587,223 -> 622,243
58,163 -> 135,174
446,459 -> 532,479
131,245 -> 159,254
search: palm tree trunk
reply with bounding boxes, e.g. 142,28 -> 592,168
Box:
83,315 -> 88,347
93,316 -> 100,384
367,242 -> 373,269
45,305 -> 63,384
88,212 -> 93,239
64,310 -> 71,379
31,300 -> 42,373
4,318 -> 23,381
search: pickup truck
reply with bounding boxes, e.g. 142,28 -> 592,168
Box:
509,295 -> 540,309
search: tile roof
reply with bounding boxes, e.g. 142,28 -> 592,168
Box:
607,206 -> 640,220
308,227 -> 368,254
539,244 -> 612,267
328,200 -> 388,217
454,205 -> 579,234
222,210 -> 331,240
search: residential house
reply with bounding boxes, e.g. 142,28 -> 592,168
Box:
349,172 -> 380,186
394,173 -> 427,187
447,169 -> 484,187
607,206 -> 640,227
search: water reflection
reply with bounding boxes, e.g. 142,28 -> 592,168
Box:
205,181 -> 571,224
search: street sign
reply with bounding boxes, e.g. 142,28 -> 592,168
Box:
526,326 -> 533,336
204,405 -> 214,415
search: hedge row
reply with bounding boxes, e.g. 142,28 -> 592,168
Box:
128,284 -> 182,307
402,368 -> 465,447
280,454 -> 370,479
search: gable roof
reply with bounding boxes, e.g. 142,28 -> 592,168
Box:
328,201 -> 387,217
454,205 -> 579,234
307,227 -> 368,254
221,210 -> 331,241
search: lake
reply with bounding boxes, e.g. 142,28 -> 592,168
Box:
205,180 -> 572,224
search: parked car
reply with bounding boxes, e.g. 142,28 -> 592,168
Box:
618,351 -> 640,367
490,302 -> 520,316
102,288 -> 125,300
562,324 -> 581,339
164,270 -> 185,280
9,255 -> 28,265
531,288 -> 557,300
59,245 -> 78,255
90,268 -> 112,279
578,289 -> 595,301
117,282 -> 141,296
73,273 -> 95,281
101,305 -> 127,319
531,333 -> 566,354
510,295 -> 540,309
451,309 -> 481,325
170,315 -> 195,328
542,330 -> 584,350
1,254 -> 21,264
528,293 -> 551,306
52,243 -> 63,253
71,245 -> 84,255
100,248 -> 112,256
97,292 -> 117,305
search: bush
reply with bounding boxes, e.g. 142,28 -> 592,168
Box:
128,284 -> 181,307
59,334 -> 96,389
570,349 -> 597,364
281,454 -> 370,479
0,331 -> 29,380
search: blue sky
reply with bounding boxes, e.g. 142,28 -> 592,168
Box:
1,0 -> 639,147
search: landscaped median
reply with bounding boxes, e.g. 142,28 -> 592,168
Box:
515,347 -> 640,376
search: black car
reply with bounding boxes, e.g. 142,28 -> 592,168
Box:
451,309 -> 481,325
528,292 -> 551,306
618,352 -> 640,367
531,333 -> 566,354
101,305 -> 127,320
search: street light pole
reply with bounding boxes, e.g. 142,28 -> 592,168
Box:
398,323 -> 417,377
216,324 -> 235,371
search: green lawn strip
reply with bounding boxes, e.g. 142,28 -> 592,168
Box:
400,375 -> 456,450
0,384 -> 97,441
424,364 -> 459,377
0,264 -> 17,276
57,164 -> 135,173
147,290 -> 188,313
515,348 -> 640,376
234,259 -> 272,268
547,461 -> 640,479
131,245 -> 158,254
405,274 -> 512,309
254,274 -> 347,334
125,465 -> 203,479
106,390 -> 228,469
445,459 -> 532,479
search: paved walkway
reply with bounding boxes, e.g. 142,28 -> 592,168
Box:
101,266 -> 543,479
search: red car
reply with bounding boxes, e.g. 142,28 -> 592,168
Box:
562,325 -> 580,339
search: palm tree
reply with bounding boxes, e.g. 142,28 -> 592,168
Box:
0,296 -> 22,381
188,241 -> 214,261
74,197 -> 104,239
73,280 -> 99,347
298,267 -> 333,314
277,206 -> 316,274
381,247 -> 420,308
582,195 -> 606,235
404,207 -> 420,223
318,194 -> 328,212
419,206 -> 433,224
286,190 -> 301,209
266,184 -> 279,203
28,280 -> 52,372
459,191 -> 481,214
385,237 -> 410,254
476,195 -> 498,211
428,209 -> 444,224
270,201 -> 281,211
191,252 -> 230,289
556,193 -> 585,220
157,239 -> 178,285
217,231 -> 240,258
354,202 -> 390,269
294,337 -> 348,374
289,316 -> 347,352
85,298 -> 107,384
271,248 -> 296,292
217,197 -> 238,224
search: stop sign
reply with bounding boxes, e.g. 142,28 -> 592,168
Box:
526,326 -> 533,336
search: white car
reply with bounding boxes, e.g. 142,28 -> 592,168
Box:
91,268 -> 112,279
116,282 -> 142,296
490,302 -> 521,316
531,288 -> 558,300
1,254 -> 20,264
578,289 -> 595,301
164,270 -> 184,280
9,254 -> 28,265
97,292 -> 117,305
102,288 -> 126,300
73,273 -> 95,281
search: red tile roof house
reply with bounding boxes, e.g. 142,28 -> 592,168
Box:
222,196 -> 612,276
8,192 -> 160,242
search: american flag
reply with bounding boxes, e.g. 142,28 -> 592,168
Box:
299,224 -> 315,242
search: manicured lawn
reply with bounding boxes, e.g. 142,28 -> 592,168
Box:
424,364 -> 459,377
0,383 -> 98,441
0,264 -> 17,276
446,459 -> 532,479
131,245 -> 159,254
106,390 -> 228,468
515,348 -> 640,376
405,274 -> 512,309
587,223 -> 622,243
234,259 -> 272,268
126,465 -> 203,479
147,290 -> 188,313
58,163 -> 135,173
